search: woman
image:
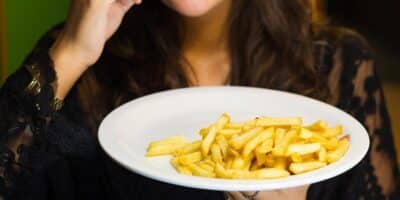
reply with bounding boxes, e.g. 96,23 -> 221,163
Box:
0,0 -> 398,199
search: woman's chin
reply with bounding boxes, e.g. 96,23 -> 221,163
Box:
161,0 -> 223,17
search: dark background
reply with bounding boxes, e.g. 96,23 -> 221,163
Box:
327,0 -> 400,82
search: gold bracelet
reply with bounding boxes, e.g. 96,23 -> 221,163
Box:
25,65 -> 42,95
51,98 -> 64,111
25,64 -> 64,111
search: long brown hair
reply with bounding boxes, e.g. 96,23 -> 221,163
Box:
77,0 -> 327,133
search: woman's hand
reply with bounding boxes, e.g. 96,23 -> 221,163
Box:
49,0 -> 140,98
226,185 -> 309,200
52,0 -> 140,67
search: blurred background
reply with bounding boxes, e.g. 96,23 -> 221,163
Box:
0,1 -> 399,160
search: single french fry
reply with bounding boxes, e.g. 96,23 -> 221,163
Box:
199,128 -> 208,138
250,162 -> 263,171
171,157 -> 180,168
215,163 -> 233,178
218,129 -> 242,138
256,138 -> 274,154
225,122 -> 245,129
229,168 -> 290,179
188,163 -> 216,178
171,157 -> 192,175
228,148 -> 240,157
178,151 -> 202,165
309,132 -> 328,142
203,157 -> 216,168
291,153 -> 303,163
148,136 -> 189,148
201,125 -> 217,156
301,153 -> 317,161
242,127 -> 274,157
264,154 -> 276,167
273,157 -> 288,170
197,162 -> 215,172
338,134 -> 350,140
318,147 -> 327,162
174,140 -> 201,156
215,113 -> 231,130
289,161 -> 327,174
225,157 -> 234,169
327,137 -> 340,149
230,127 -> 264,150
272,129 -> 297,156
310,133 -> 338,150
256,151 -> 267,166
299,128 -> 314,139
251,168 -> 290,179
256,117 -> 302,127
286,143 -> 321,156
274,128 -> 286,147
211,144 -> 223,164
231,170 -> 252,179
242,159 -> 252,171
237,119 -> 256,132
178,166 -> 192,175
255,139 -> 273,165
321,125 -> 343,138
216,135 -> 229,158
146,142 -> 188,157
147,135 -> 189,156
327,138 -> 350,163
242,153 -> 255,171
170,157 -> 181,171
232,157 -> 246,170
305,120 -> 328,131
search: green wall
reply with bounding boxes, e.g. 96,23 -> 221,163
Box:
5,0 -> 69,73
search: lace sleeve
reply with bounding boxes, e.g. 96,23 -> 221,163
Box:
0,24 -> 64,197
337,37 -> 399,199
308,34 -> 400,200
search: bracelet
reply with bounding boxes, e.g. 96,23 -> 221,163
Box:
24,64 -> 64,112
51,98 -> 64,111
24,64 -> 42,95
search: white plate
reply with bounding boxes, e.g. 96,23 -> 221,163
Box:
99,86 -> 369,191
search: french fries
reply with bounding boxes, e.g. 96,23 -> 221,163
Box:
146,113 -> 350,179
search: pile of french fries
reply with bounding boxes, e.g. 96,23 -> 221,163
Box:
146,113 -> 350,179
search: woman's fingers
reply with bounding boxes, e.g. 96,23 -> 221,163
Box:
115,0 -> 141,6
113,0 -> 141,12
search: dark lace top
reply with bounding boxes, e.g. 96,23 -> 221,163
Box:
0,25 -> 399,200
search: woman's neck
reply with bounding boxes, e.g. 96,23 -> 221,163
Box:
181,0 -> 232,86
182,0 -> 232,54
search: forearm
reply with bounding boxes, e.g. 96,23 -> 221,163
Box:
50,35 -> 89,99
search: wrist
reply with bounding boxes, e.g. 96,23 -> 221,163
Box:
50,38 -> 90,73
49,37 -> 90,99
